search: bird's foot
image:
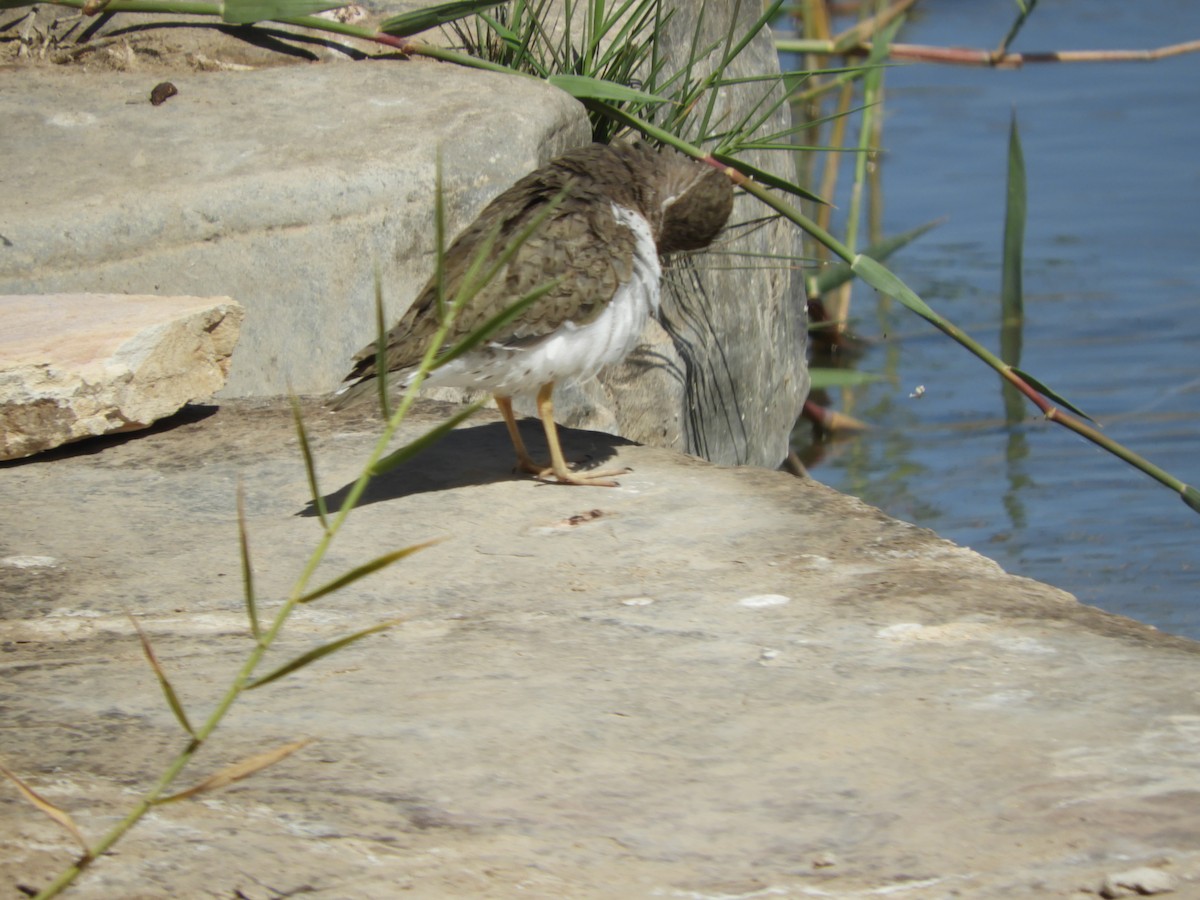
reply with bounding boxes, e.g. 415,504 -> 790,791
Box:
513,453 -> 628,487
535,463 -> 632,488
514,457 -> 551,476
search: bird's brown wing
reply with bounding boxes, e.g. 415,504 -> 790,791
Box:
344,172 -> 638,384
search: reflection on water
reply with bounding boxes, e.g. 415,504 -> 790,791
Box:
798,0 -> 1200,638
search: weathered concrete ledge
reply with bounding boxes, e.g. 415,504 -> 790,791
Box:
1,400 -> 1197,898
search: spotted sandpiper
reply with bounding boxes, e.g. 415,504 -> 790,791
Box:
335,141 -> 734,486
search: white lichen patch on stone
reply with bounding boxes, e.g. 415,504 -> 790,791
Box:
737,594 -> 790,608
1,555 -> 59,568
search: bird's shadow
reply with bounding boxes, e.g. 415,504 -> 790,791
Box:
297,419 -> 634,516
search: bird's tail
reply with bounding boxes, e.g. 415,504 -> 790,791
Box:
327,360 -> 423,413
327,376 -> 381,411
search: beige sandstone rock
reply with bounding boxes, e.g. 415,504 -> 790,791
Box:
0,293 -> 243,460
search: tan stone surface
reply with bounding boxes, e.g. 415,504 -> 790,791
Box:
1,399 -> 1197,898
0,293 -> 242,460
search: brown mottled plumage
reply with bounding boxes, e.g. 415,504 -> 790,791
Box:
336,142 -> 733,486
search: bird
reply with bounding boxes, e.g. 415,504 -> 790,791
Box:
334,141 -> 734,486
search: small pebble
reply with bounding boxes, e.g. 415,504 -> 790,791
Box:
620,597 -> 654,607
150,82 -> 178,106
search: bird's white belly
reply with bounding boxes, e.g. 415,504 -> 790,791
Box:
426,203 -> 662,396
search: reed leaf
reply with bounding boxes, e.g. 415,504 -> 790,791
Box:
236,481 -> 263,642
373,269 -> 392,420
434,155 -> 448,326
850,253 -> 937,318
127,614 -> 196,738
1010,366 -> 1093,421
297,539 -> 444,604
708,151 -> 826,204
157,739 -> 312,802
221,0 -> 344,24
997,0 -> 1039,57
246,619 -> 403,689
434,277 -> 564,370
288,395 -> 328,532
547,74 -> 669,104
453,222 -> 503,311
0,761 -> 91,856
458,188 -> 567,312
379,0 -> 506,37
1001,111 -> 1026,326
810,219 -> 941,297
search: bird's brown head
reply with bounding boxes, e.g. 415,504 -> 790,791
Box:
611,143 -> 734,255
657,163 -> 734,254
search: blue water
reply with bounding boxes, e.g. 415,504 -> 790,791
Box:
800,0 -> 1200,638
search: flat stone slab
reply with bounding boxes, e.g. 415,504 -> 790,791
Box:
1,400 -> 1198,898
0,293 -> 242,460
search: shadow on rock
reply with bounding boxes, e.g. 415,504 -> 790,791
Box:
0,403 -> 220,468
298,420 -> 633,515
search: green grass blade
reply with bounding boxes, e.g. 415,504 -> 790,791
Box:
709,151 -> 827,205
1182,485 -> 1200,514
547,74 -> 669,104
221,0 -> 345,24
696,0 -> 743,138
127,614 -> 196,738
298,538 -> 444,604
1001,110 -> 1026,326
372,268 -> 392,420
452,223 -> 503,311
434,153 -> 447,326
371,399 -> 487,475
434,277 -> 564,370
287,395 -> 328,532
851,253 -> 938,318
712,0 -> 786,96
841,18 -> 897,263
734,83 -> 801,146
473,9 -> 517,47
997,0 -> 1039,57
235,481 -> 263,642
246,619 -> 404,689
458,188 -> 567,312
380,0 -> 507,36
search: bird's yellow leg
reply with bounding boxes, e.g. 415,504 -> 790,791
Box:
495,395 -> 546,475
535,383 -> 629,487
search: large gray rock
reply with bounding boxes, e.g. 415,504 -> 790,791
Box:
0,293 -> 242,460
0,59 -> 591,397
